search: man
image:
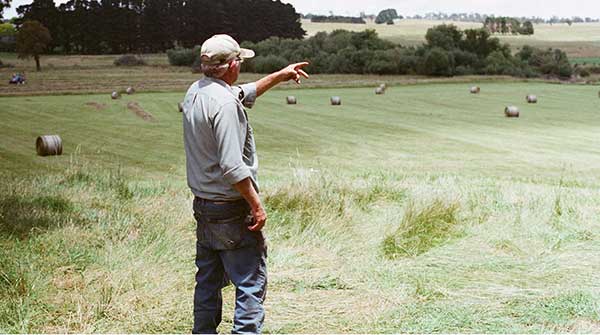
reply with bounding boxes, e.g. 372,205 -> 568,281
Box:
182,34 -> 309,334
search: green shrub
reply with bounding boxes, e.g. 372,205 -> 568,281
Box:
241,28 -> 570,77
454,65 -> 474,75
421,47 -> 454,76
484,50 -> 516,75
251,54 -> 288,73
113,54 -> 146,66
578,68 -> 591,77
166,46 -> 200,66
375,8 -> 399,24
382,199 -> 463,258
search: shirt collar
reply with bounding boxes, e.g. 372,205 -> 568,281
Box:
205,76 -> 233,91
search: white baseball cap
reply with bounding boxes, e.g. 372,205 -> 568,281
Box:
200,34 -> 255,65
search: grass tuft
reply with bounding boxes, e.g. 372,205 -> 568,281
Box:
0,194 -> 75,238
382,199 -> 463,258
505,292 -> 600,329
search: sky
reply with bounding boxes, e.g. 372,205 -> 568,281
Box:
4,0 -> 600,19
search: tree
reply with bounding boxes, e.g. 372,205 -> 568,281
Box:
0,0 -> 10,19
425,24 -> 463,50
422,47 -> 454,76
0,22 -> 15,35
16,20 -> 52,71
520,21 -> 534,35
375,8 -> 398,24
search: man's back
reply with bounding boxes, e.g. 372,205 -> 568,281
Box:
183,77 -> 258,201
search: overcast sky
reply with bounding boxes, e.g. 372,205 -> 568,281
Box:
4,0 -> 600,19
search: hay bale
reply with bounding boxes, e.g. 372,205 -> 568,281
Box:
470,86 -> 480,94
178,102 -> 183,113
330,96 -> 341,105
375,87 -> 385,95
36,135 -> 63,156
505,106 -> 520,118
526,95 -> 537,103
286,96 -> 297,104
126,87 -> 135,95
111,91 -> 121,99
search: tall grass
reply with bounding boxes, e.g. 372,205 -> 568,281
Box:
382,199 -> 463,258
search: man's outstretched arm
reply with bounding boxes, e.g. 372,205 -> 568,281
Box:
255,62 -> 310,97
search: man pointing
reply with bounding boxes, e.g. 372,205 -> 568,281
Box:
182,34 -> 309,334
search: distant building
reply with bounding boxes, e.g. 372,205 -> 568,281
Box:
0,35 -> 15,43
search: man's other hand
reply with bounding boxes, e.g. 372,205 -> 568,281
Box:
249,205 -> 267,231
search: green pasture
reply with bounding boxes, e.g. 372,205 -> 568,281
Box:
572,57 -> 600,65
1,82 -> 600,332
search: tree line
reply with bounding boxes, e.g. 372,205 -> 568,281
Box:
15,0 -> 305,54
484,17 -> 534,35
237,25 -> 572,78
404,12 -> 599,24
309,15 -> 365,24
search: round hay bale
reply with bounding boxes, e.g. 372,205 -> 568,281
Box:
126,87 -> 135,95
36,135 -> 63,156
178,102 -> 183,113
111,91 -> 121,99
330,96 -> 341,105
505,106 -> 520,118
375,87 -> 385,95
286,96 -> 297,104
470,86 -> 480,94
526,95 -> 537,103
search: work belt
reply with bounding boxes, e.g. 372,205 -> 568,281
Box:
194,196 -> 246,206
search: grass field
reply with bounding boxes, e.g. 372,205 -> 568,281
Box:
2,81 -> 600,332
302,19 -> 600,58
0,51 -> 550,96
572,57 -> 600,65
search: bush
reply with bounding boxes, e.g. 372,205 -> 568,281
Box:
240,28 -> 571,78
421,47 -> 454,76
484,50 -> 515,75
113,54 -> 146,66
166,46 -> 200,66
251,55 -> 288,73
454,65 -> 474,76
375,8 -> 399,24
578,68 -> 591,77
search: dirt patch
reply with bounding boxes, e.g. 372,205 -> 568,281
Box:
84,101 -> 107,110
127,101 -> 154,121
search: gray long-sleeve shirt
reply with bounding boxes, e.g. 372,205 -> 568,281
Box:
183,77 -> 258,201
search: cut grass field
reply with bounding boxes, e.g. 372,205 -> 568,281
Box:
2,81 -> 600,332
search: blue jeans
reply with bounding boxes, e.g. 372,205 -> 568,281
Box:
192,198 -> 267,334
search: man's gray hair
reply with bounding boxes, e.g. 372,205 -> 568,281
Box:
201,62 -> 230,78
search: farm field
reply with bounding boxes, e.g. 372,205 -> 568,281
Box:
0,51 -> 546,96
1,82 -> 600,332
302,19 -> 600,58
